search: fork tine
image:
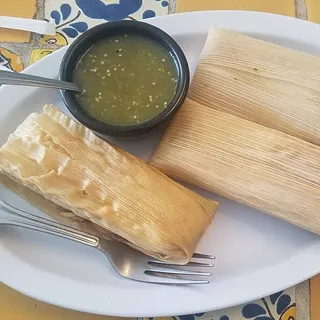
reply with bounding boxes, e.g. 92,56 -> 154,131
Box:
141,276 -> 209,285
145,268 -> 211,277
192,253 -> 216,259
148,260 -> 214,267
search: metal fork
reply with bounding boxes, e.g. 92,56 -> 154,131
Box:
0,199 -> 215,285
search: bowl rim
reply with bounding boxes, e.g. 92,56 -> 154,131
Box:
59,20 -> 190,137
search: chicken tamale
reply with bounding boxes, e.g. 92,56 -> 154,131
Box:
0,105 -> 218,264
150,99 -> 320,235
189,28 -> 320,145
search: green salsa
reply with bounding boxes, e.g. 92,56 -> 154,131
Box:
73,34 -> 179,125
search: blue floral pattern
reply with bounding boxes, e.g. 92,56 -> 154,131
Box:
242,304 -> 268,319
141,288 -> 295,320
0,52 -> 11,70
241,290 -> 295,320
75,0 -> 142,21
45,0 -> 169,43
48,3 -> 88,40
175,312 -> 205,320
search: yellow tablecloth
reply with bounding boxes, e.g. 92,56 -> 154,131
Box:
176,0 -> 295,16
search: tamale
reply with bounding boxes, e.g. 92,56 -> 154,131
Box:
189,28 -> 320,145
0,174 -> 116,241
150,99 -> 320,235
0,105 -> 218,264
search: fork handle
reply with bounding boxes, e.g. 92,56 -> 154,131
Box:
0,70 -> 81,92
4,218 -> 100,247
0,200 -> 99,248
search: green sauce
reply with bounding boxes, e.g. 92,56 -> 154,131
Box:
73,34 -> 178,125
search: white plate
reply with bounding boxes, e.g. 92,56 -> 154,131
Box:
0,10 -> 320,317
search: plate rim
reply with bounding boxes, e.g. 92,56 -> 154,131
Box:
0,10 -> 320,317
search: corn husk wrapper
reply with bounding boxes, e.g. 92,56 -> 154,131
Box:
0,174 -> 117,241
0,105 -> 218,264
189,28 -> 320,146
150,99 -> 320,235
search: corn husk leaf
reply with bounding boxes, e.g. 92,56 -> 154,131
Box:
0,105 -> 218,264
189,28 -> 320,145
0,173 -> 117,241
150,99 -> 320,235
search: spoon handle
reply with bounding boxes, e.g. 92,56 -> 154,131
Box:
0,70 -> 82,92
0,16 -> 56,35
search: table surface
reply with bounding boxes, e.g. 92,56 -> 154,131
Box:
0,0 -> 318,319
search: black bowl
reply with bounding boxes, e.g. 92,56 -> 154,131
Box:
59,20 -> 190,138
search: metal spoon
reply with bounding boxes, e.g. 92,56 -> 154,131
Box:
0,70 -> 82,92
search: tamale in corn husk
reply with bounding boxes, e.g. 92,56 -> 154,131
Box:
0,173 -> 116,241
150,99 -> 320,235
0,105 -> 218,264
189,28 -> 320,145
